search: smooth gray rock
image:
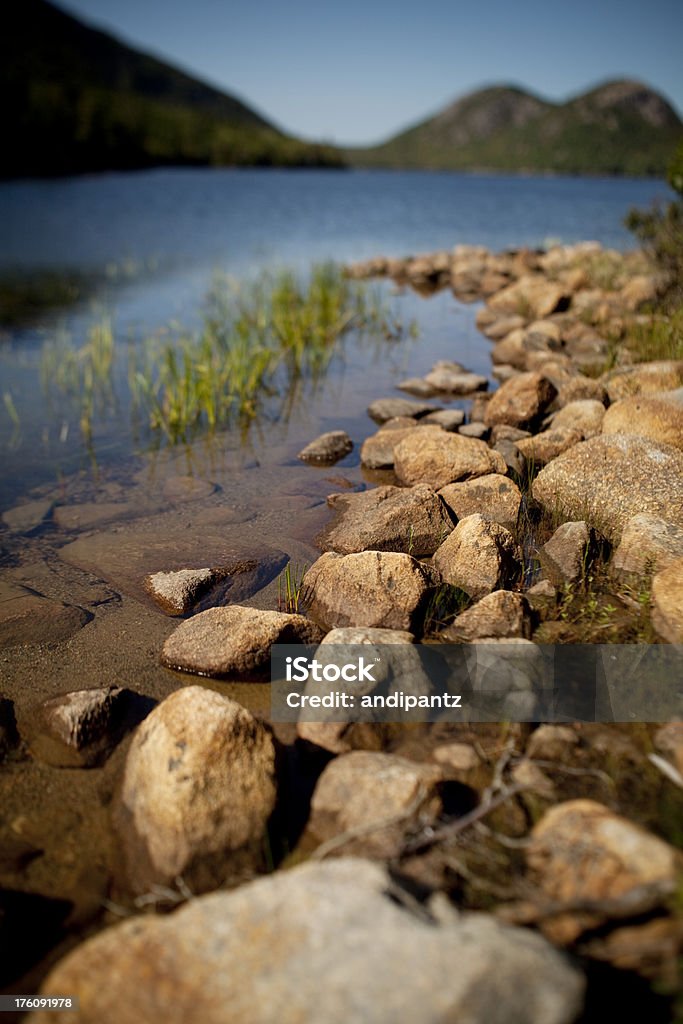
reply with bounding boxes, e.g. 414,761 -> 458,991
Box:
367,397 -> 438,424
30,859 -> 585,1024
421,408 -> 466,431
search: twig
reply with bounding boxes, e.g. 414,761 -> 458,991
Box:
401,784 -> 527,856
648,753 -> 683,790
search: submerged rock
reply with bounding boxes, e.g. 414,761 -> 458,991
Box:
303,550 -> 437,634
162,474 -> 216,504
394,428 -> 506,489
318,484 -> 454,556
0,592 -> 91,649
30,858 -> 584,1024
297,430 -> 353,464
433,514 -> 522,599
532,435 -> 683,541
2,498 -> 54,533
161,606 -> 323,679
113,687 -> 279,896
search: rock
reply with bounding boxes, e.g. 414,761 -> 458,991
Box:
360,426 -> 418,469
442,591 -> 532,640
53,502 -> 134,531
30,858 -> 585,1024
397,377 -> 438,397
0,593 -> 91,649
612,514 -> 683,579
602,396 -> 683,451
2,498 -> 53,533
303,551 -> 437,634
651,557 -> 683,643
297,431 -> 353,464
20,687 -> 150,768
484,372 -> 557,429
555,376 -> 608,407
525,580 -> 557,619
307,751 -> 443,858
59,521 -> 288,609
526,800 -> 681,943
532,435 -> 683,542
421,408 -> 466,431
478,313 -> 527,340
492,439 -> 525,476
466,639 -> 548,721
438,474 -> 521,532
433,514 -> 522,599
144,567 -> 222,615
539,522 -> 593,587
601,360 -> 683,402
296,627 -> 416,754
458,422 -> 490,439
654,722 -> 683,775
487,274 -> 570,320
432,742 -> 481,773
515,427 -> 583,465
526,725 -> 579,762
317,484 -> 454,556
491,364 -> 518,382
490,424 -> 531,443
161,606 -> 323,679
367,397 -> 438,423
423,363 -> 488,394
394,428 -> 506,490
550,400 -> 605,439
619,274 -> 660,310
162,475 -> 216,503
113,688 -> 278,895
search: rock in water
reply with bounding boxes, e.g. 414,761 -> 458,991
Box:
297,431 -> 353,464
145,567 -> 220,615
317,484 -> 454,556
303,551 -> 437,634
112,687 -> 279,895
484,372 -> 557,429
30,859 -> 584,1024
367,397 -> 438,423
161,606 -> 323,679
532,435 -> 683,542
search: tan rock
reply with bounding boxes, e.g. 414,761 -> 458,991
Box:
360,426 -> 418,469
654,722 -> 683,775
394,428 -> 505,490
318,484 -> 454,556
303,550 -> 437,634
113,688 -> 279,895
539,522 -> 593,586
619,274 -> 660,310
515,427 -> 583,465
487,274 -> 570,320
161,606 -> 323,679
297,430 -> 353,464
612,514 -> 683,578
551,400 -> 606,439
527,799 -> 681,943
443,591 -> 532,640
478,313 -> 526,340
484,372 -> 557,429
602,395 -> 683,451
526,725 -> 579,762
532,435 -> 683,542
601,360 -> 683,402
433,514 -> 522,599
367,397 -> 438,423
555,376 -> 608,407
438,474 -> 521,531
651,556 -> 683,643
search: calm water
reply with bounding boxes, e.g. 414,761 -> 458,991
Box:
0,168 -> 672,512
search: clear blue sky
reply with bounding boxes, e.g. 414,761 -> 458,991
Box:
57,0 -> 683,145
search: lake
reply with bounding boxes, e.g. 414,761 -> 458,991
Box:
0,168 -> 671,514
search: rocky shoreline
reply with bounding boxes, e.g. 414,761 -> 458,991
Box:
2,239 -> 683,1021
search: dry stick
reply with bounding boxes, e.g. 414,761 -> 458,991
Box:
401,784 -> 528,856
500,879 -> 678,927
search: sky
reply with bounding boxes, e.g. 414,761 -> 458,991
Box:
57,0 -> 683,146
